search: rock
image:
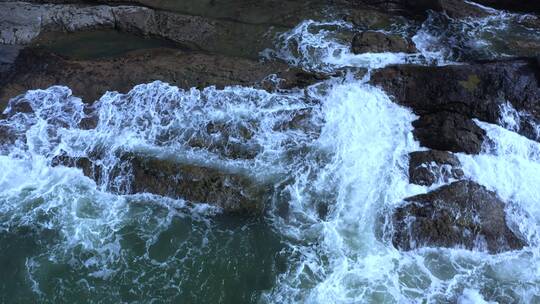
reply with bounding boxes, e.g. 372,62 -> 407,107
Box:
351,31 -> 417,54
0,47 -> 322,104
371,59 -> 540,142
261,69 -> 331,91
339,0 -> 441,18
122,153 -> 269,213
437,0 -> 491,19
392,181 -> 526,253
0,45 -> 21,74
53,152 -> 269,213
105,0 -> 335,28
409,150 -> 464,186
412,112 -> 486,154
473,0 -> 540,14
345,9 -> 398,29
0,2 -> 117,44
0,2 -> 280,59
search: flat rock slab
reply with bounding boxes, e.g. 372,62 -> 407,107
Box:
0,47 -> 324,105
371,59 -> 540,142
53,152 -> 270,214
392,180 -> 526,253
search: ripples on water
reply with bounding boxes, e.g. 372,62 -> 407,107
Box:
1,5 -> 540,304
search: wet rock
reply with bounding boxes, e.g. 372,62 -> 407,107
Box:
54,0 -> 342,27
185,121 -> 262,160
52,153 -> 103,181
392,181 -> 526,253
53,152 -> 269,213
371,59 -> 540,142
351,31 -> 417,54
0,47 -> 320,103
412,112 -> 486,154
0,45 -> 21,74
0,2 -> 280,58
437,0 -> 491,19
0,2 -> 117,44
339,0 -> 440,18
409,150 -> 464,186
261,69 -> 331,91
123,153 -> 269,213
346,9 -> 397,29
473,1 -> 540,15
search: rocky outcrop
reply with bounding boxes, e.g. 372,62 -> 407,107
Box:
392,181 -> 525,253
371,59 -> 540,142
53,152 -> 270,213
0,47 -> 324,105
412,112 -> 486,154
0,2 -> 279,59
351,32 -> 417,54
436,0 -> 491,19
409,150 -> 464,186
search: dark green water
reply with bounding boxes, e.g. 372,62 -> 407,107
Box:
0,193 -> 285,304
32,30 -> 181,60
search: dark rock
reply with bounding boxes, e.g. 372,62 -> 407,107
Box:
53,152 -> 269,213
351,31 -> 417,54
339,0 -> 441,18
392,181 -> 526,253
123,153 -> 268,213
409,150 -> 464,186
260,69 -> 331,91
437,0 -> 491,19
0,2 -> 281,59
0,47 -> 321,104
412,112 -> 486,154
371,59 -> 540,142
473,0 -> 540,14
52,153 -> 103,181
186,121 -> 262,160
346,9 -> 398,29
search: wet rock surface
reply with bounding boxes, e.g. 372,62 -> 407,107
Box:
473,0 -> 540,14
436,0 -> 491,19
351,31 -> 417,54
409,150 -> 464,186
0,47 -> 322,105
0,1 -> 282,59
53,152 -> 270,213
412,112 -> 486,154
371,59 -> 540,142
392,181 -> 526,253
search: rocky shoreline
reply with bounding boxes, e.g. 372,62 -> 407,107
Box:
1,0 -> 539,257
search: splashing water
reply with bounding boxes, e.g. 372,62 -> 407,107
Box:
1,6 -> 540,304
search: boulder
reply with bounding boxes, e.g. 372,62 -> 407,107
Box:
371,59 -> 540,142
412,112 -> 486,154
392,181 -> 526,253
351,31 -> 417,54
409,150 -> 464,186
53,152 -> 269,213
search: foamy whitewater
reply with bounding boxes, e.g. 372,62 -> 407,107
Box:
1,7 -> 540,304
